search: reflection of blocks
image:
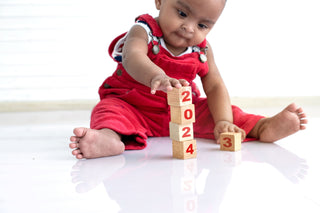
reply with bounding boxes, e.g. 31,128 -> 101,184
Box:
220,132 -> 241,151
171,158 -> 198,176
167,86 -> 192,106
183,195 -> 198,213
183,159 -> 198,176
172,139 -> 197,159
170,122 -> 194,141
181,176 -> 195,194
170,104 -> 195,124
221,151 -> 242,166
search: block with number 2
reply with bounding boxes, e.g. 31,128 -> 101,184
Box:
167,86 -> 192,106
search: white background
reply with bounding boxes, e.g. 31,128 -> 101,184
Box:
0,0 -> 319,101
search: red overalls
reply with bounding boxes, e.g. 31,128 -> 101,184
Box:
91,14 -> 264,150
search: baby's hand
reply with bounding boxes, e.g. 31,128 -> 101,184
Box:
214,121 -> 246,143
150,73 -> 189,94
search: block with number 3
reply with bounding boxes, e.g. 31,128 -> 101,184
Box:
220,132 -> 241,151
172,139 -> 197,159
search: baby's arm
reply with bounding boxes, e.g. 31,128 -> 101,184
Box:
201,42 -> 246,142
122,25 -> 189,94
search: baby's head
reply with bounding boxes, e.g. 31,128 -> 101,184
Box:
155,0 -> 226,54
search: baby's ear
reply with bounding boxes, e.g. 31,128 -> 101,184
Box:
155,0 -> 162,10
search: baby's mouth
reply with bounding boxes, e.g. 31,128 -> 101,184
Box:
175,29 -> 193,41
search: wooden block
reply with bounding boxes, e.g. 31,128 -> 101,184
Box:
167,86 -> 192,106
172,139 -> 197,159
220,132 -> 241,151
170,104 -> 195,124
170,122 -> 194,141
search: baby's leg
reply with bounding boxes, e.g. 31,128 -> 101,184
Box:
69,127 -> 125,159
248,103 -> 307,142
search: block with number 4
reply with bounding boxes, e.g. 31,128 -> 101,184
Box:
172,139 -> 197,159
220,132 -> 241,151
170,122 -> 194,141
167,86 -> 192,106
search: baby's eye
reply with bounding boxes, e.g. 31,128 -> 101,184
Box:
178,10 -> 187,18
198,23 -> 208,29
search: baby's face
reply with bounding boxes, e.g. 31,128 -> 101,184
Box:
155,0 -> 225,55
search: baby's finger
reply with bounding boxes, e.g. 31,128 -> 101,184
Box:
241,131 -> 246,141
234,128 -> 246,141
214,128 -> 223,144
237,129 -> 246,141
161,79 -> 173,92
178,79 -> 190,86
151,80 -> 161,94
221,125 -> 229,133
227,125 -> 235,133
170,78 -> 182,89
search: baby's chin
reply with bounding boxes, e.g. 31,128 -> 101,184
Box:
163,39 -> 192,54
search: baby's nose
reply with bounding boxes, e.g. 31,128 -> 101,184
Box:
181,23 -> 195,34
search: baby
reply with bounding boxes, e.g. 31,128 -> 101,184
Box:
69,0 -> 307,159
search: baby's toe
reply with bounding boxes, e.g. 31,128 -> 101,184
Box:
73,127 -> 88,137
72,149 -> 81,156
69,142 -> 79,149
70,136 -> 80,143
76,154 -> 84,159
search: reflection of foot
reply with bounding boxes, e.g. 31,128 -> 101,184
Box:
274,156 -> 308,184
255,103 -> 307,142
69,127 -> 125,159
71,155 -> 125,193
248,143 -> 308,184
276,150 -> 308,184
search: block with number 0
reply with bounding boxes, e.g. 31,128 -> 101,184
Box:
170,104 -> 195,124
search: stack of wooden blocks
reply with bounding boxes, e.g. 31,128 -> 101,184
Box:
168,86 -> 197,160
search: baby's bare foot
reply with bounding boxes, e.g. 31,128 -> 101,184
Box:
69,127 -> 125,159
252,103 -> 307,142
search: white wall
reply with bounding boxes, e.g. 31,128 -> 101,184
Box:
0,0 -> 319,102
213,0 -> 320,97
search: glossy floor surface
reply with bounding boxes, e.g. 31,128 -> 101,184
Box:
1,106 -> 320,213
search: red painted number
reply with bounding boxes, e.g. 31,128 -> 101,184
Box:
183,180 -> 193,191
186,200 -> 196,211
184,109 -> 193,119
222,137 -> 232,148
186,144 -> 194,154
182,127 -> 191,138
182,91 -> 191,102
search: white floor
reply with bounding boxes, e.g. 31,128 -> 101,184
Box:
0,107 -> 320,213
